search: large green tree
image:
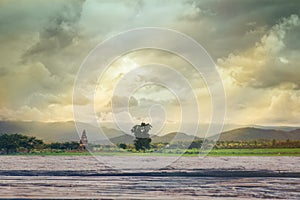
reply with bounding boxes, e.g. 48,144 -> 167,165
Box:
131,123 -> 152,152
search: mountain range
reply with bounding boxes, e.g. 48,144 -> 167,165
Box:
217,127 -> 300,141
0,121 -> 299,144
106,132 -> 202,145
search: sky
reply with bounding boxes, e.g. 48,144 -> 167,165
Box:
0,0 -> 300,132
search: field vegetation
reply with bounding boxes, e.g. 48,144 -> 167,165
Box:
1,133 -> 300,156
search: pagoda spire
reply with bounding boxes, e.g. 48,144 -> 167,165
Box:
79,129 -> 88,149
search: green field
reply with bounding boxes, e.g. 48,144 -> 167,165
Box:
199,148 -> 300,156
2,148 -> 300,156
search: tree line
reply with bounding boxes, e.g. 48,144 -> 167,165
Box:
0,133 -> 82,154
1,132 -> 299,154
116,139 -> 300,151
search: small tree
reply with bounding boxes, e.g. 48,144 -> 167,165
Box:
131,122 -> 152,152
118,143 -> 127,149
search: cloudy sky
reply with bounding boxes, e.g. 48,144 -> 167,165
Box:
0,0 -> 300,132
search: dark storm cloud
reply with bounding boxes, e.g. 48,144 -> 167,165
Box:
0,0 -> 86,112
24,0 -> 85,57
219,14 -> 300,90
183,0 -> 300,58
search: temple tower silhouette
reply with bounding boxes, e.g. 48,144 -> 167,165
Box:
79,130 -> 88,149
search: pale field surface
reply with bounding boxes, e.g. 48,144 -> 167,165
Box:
0,156 -> 299,171
0,156 -> 299,199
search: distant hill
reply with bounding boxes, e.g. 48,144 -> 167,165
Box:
217,127 -> 300,141
251,125 -> 300,132
0,121 -> 125,142
99,132 -> 202,145
110,134 -> 135,144
288,129 -> 300,136
152,132 -> 202,143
